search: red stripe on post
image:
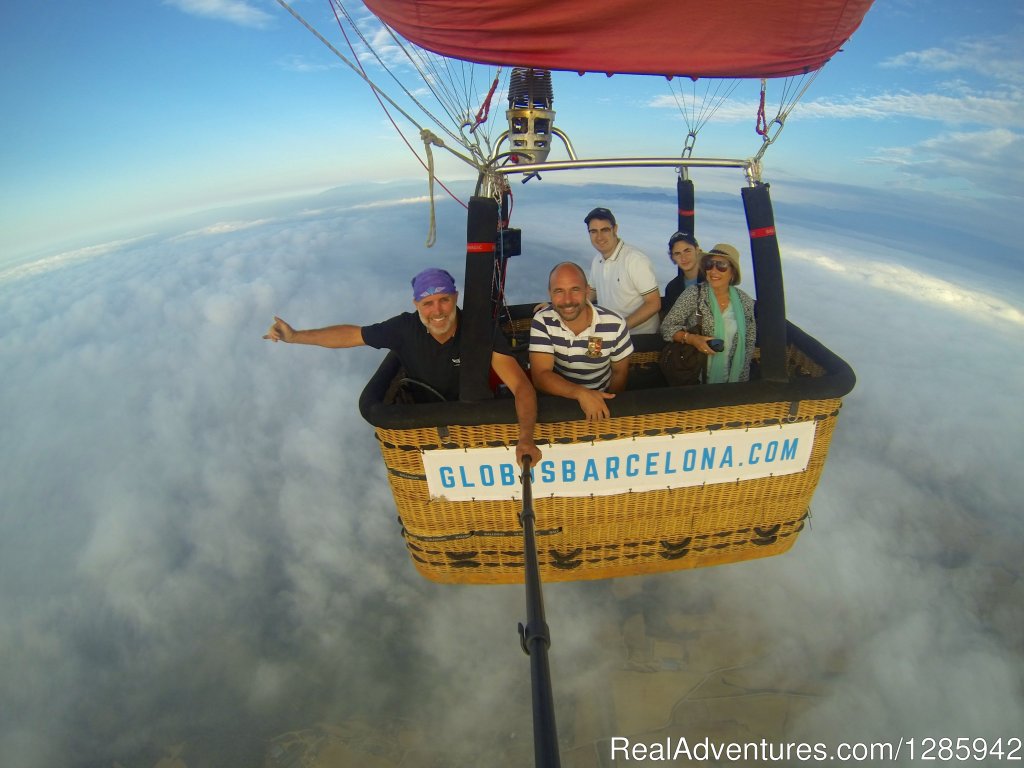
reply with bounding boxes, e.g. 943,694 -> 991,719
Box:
678,209 -> 695,216
749,226 -> 776,238
467,242 -> 495,253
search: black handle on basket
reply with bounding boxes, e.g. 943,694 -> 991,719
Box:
517,456 -> 562,768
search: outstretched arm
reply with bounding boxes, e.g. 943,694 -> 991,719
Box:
263,316 -> 365,348
491,351 -> 542,466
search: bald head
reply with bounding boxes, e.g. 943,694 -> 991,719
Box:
548,261 -> 588,291
547,261 -> 589,325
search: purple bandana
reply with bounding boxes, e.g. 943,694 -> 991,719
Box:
411,268 -> 457,301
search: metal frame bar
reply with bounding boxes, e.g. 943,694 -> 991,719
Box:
492,156 -> 759,184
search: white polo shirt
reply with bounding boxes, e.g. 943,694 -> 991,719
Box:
588,240 -> 660,335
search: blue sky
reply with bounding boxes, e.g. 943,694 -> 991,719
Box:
2,0 -> 1022,265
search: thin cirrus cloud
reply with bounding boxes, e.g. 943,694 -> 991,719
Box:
652,32 -> 1023,128
863,127 -> 1024,198
797,91 -> 1022,127
276,53 -> 342,73
162,0 -> 274,28
650,87 -> 1022,128
881,37 -> 1024,84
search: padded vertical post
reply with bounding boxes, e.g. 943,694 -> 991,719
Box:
675,178 -> 696,281
671,177 -> 696,282
741,183 -> 788,382
677,177 -> 695,235
460,196 -> 499,401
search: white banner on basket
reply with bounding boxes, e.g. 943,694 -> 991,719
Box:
421,421 -> 816,501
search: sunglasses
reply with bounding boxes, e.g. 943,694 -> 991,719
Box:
702,258 -> 732,273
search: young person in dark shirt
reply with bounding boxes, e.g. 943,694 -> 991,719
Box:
663,230 -> 705,312
264,268 -> 541,466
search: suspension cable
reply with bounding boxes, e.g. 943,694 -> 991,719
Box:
392,31 -> 506,164
273,0 -> 469,210
753,70 -> 821,164
274,0 -> 423,131
669,76 -> 742,157
327,0 -> 505,170
334,1 -> 466,148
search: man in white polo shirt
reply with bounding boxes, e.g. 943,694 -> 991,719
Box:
584,206 -> 661,335
530,262 -> 633,421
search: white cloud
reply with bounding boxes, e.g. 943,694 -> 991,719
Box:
170,218 -> 272,240
349,195 -> 431,209
1,181 -> 1021,766
800,90 -> 1024,127
0,236 -> 152,284
651,90 -> 1023,129
882,38 -> 1024,85
865,127 -> 1024,198
163,0 -> 273,28
277,54 -> 340,73
784,243 -> 1024,326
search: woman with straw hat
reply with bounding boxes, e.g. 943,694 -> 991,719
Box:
660,243 -> 756,383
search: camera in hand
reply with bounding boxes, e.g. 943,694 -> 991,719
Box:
707,338 -> 725,352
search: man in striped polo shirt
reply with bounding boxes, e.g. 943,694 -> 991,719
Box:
530,262 -> 633,421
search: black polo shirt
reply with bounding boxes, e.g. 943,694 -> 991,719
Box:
361,310 -> 512,401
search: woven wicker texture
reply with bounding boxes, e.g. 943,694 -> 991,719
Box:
375,367 -> 843,583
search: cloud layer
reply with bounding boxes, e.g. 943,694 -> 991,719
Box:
1,180 -> 1020,766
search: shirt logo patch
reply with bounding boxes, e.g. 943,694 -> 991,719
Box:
586,337 -> 603,358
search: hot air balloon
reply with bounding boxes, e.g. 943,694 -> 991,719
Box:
274,2 -> 873,764
274,0 -> 871,581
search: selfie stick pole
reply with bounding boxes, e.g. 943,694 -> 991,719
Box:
518,456 -> 561,767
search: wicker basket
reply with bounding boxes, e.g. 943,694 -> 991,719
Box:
369,342 -> 847,584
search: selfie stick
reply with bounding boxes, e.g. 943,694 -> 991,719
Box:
518,456 -> 561,767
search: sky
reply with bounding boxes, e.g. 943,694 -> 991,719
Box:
2,0 -> 1023,265
1,2 -> 1024,767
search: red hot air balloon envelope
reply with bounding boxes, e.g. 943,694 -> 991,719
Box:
363,0 -> 874,78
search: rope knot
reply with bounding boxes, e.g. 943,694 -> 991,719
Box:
420,129 -> 444,148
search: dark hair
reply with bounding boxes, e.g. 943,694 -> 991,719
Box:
668,231 -> 699,251
584,207 -> 616,227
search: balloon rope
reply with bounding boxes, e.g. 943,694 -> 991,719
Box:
756,79 -> 768,136
469,74 -> 501,134
326,1 -> 469,211
421,130 -> 445,247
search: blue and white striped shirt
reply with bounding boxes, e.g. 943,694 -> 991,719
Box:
529,303 -> 633,390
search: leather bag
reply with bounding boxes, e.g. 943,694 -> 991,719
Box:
658,286 -> 706,386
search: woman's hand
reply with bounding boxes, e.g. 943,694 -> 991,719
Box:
673,329 -> 718,355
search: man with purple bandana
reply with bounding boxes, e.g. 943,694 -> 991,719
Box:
265,268 -> 541,466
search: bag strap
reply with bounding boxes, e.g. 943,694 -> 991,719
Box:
695,285 -> 707,383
